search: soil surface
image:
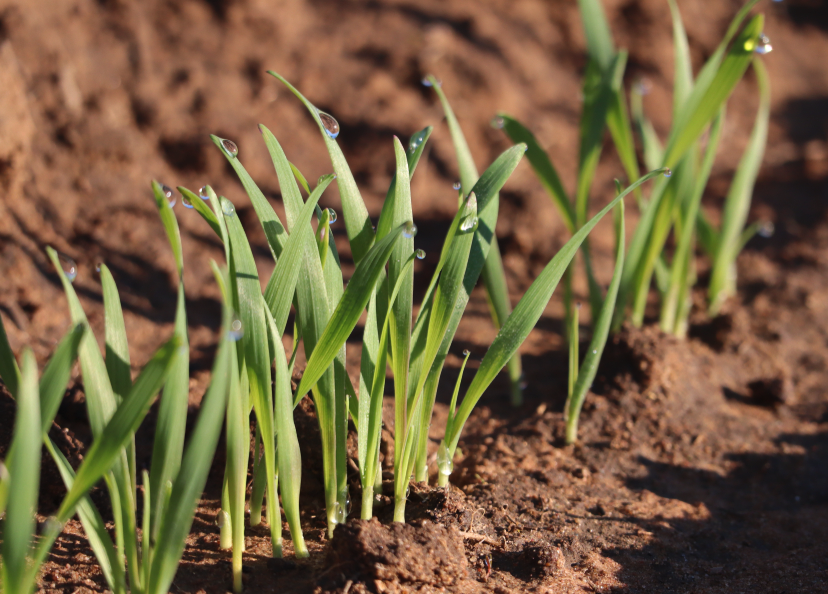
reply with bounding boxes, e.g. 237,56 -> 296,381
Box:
1,0 -> 827,592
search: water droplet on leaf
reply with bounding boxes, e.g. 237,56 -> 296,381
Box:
222,200 -> 236,217
182,194 -> 194,209
57,253 -> 77,283
415,249 -> 426,260
663,168 -> 673,178
162,184 -> 176,207
755,33 -> 772,55
199,186 -> 210,200
327,208 -> 337,223
453,181 -> 461,191
462,349 -> 470,357
403,221 -> 417,239
460,216 -> 478,232
490,116 -> 504,129
758,221 -> 775,238
318,111 -> 340,139
221,138 -> 238,157
228,314 -> 244,341
437,441 -> 453,477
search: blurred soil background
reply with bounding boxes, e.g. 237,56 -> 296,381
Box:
0,0 -> 827,592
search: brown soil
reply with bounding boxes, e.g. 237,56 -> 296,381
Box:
1,0 -> 827,592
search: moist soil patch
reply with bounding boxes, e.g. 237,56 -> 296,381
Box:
1,0 -> 827,592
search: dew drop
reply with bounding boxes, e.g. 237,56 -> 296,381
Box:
592,349 -> 598,355
199,185 -> 210,200
633,78 -> 652,96
327,208 -> 337,223
462,349 -> 470,357
421,76 -> 442,88
663,168 -> 673,178
755,33 -> 773,55
490,115 -> 505,129
317,111 -> 340,139
403,221 -> 417,239
221,138 -> 238,158
182,194 -> 194,209
228,314 -> 244,341
333,501 -> 346,525
437,441 -> 454,477
345,492 -> 352,515
44,517 -> 65,535
222,200 -> 236,217
758,221 -> 775,238
162,184 -> 176,207
415,249 -> 426,260
460,216 -> 478,232
57,253 -> 77,283
576,301 -> 582,310
453,181 -> 461,191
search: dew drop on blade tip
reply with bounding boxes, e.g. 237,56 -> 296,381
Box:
403,221 -> 417,239
199,185 -> 210,200
326,208 -> 337,223
490,115 -> 504,129
462,349 -> 470,357
57,253 -> 77,283
754,33 -> 772,55
663,168 -> 673,178
182,195 -> 194,209
759,221 -> 775,238
162,184 -> 176,207
222,200 -> 236,217
220,138 -> 238,157
453,181 -> 461,191
317,111 -> 340,139
415,249 -> 426,260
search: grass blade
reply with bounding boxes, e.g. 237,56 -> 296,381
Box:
565,200 -> 625,444
709,59 -> 770,314
0,312 -> 20,397
267,71 -> 375,263
1,349 -> 40,594
446,169 -> 666,455
148,307 -> 231,594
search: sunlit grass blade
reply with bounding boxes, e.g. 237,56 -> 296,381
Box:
53,337 -> 180,521
577,0 -> 615,71
221,195 -> 281,556
445,169 -> 666,459
264,174 -> 333,333
263,300 -> 307,557
267,70 -> 375,262
148,183 -> 191,538
709,59 -> 770,314
46,247 -> 118,437
663,15 -> 763,168
38,324 -> 84,433
148,299 -> 232,594
0,312 -> 21,398
498,115 -> 575,231
565,200 -> 625,444
1,349 -> 40,594
406,193 -> 475,487
44,439 -> 124,594
210,135 -> 288,262
427,76 -> 524,405
661,108 -> 725,333
294,223 -> 408,401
